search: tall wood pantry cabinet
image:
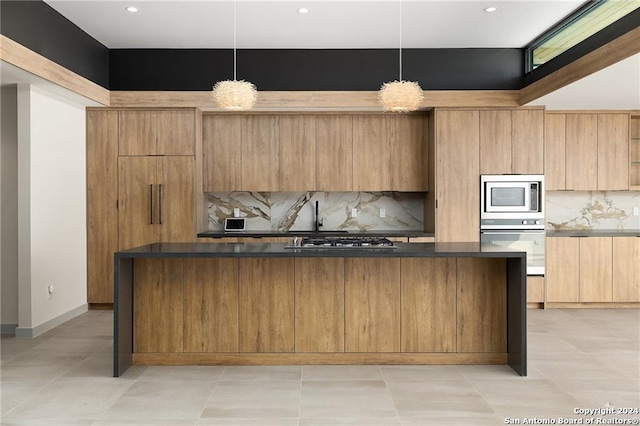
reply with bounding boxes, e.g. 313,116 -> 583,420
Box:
86,109 -> 197,305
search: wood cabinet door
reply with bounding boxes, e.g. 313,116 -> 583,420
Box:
435,110 -> 480,242
545,237 -> 579,302
579,237 -> 613,302
389,115 -> 428,191
353,115 -> 390,191
295,258 -> 345,352
183,258 -> 239,352
456,258 -> 506,353
316,115 -> 353,191
241,115 -> 279,191
566,114 -> 597,190
544,114 -> 567,190
613,237 -> 640,302
400,258 -> 456,352
512,109 -> 544,174
345,258 -> 400,352
202,115 -> 242,192
238,258 -> 294,352
527,276 -> 545,304
134,258 -> 184,353
118,156 -> 157,250
156,110 -> 195,156
119,111 -> 156,156
86,110 -> 119,304
479,110 -> 512,174
279,115 -> 316,191
597,114 -> 629,190
157,156 -> 195,242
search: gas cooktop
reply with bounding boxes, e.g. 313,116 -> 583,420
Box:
285,236 -> 397,249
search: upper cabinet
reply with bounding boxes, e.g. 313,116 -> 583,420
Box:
203,113 -> 428,193
630,115 -> 640,190
119,110 -> 195,156
479,109 -> 544,175
545,112 -> 629,191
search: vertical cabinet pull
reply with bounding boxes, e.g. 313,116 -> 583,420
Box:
149,184 -> 154,224
158,184 -> 163,225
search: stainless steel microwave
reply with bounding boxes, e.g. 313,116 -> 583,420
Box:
481,175 -> 544,220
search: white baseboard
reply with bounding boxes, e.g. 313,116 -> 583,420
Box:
15,304 -> 88,338
1,323 -> 18,334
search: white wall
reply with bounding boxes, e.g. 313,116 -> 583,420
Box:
1,86 -> 19,329
16,84 -> 87,336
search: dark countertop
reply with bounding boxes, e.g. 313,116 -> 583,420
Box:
197,230 -> 434,239
546,230 -> 640,237
116,242 -> 525,260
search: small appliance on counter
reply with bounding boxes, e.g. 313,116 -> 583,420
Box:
224,217 -> 246,232
480,174 -> 545,275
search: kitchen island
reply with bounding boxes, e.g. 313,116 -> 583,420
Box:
114,242 -> 527,376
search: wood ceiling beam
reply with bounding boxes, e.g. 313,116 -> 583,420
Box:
0,35 -> 110,106
519,25 -> 640,106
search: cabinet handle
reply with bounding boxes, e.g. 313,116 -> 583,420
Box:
149,184 -> 154,224
158,184 -> 163,225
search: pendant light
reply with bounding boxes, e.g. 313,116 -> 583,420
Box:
378,0 -> 423,112
212,0 -> 257,110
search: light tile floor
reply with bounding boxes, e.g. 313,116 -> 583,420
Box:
1,308 -> 638,425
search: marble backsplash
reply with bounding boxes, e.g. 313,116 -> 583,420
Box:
546,191 -> 640,230
207,192 -> 425,232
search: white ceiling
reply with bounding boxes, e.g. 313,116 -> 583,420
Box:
44,0 -> 585,49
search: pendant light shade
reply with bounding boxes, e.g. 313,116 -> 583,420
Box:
378,80 -> 423,113
379,0 -> 423,112
212,0 -> 257,111
212,80 -> 257,111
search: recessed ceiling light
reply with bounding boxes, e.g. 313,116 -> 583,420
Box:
484,6 -> 498,13
298,8 -> 309,14
125,6 -> 139,13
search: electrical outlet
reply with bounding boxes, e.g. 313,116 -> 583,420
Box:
380,208 -> 386,218
351,208 -> 358,218
233,208 -> 240,218
633,206 -> 639,216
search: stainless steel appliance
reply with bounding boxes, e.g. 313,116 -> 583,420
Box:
480,174 -> 545,275
285,236 -> 398,249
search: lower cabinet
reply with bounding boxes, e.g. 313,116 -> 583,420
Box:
527,276 -> 545,304
546,236 -> 638,304
134,257 -> 508,356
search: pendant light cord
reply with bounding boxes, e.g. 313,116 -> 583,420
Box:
398,0 -> 402,81
233,0 -> 237,81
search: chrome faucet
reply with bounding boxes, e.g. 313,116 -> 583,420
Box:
314,200 -> 323,231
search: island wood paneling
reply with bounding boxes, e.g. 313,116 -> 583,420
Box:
479,110 -> 512,174
118,156 -> 157,250
613,237 -> 640,302
86,110 -> 119,303
241,115 -> 279,191
345,258 -> 401,352
294,258 -> 345,352
353,115 -> 390,191
183,258 -> 239,352
156,110 -> 195,156
400,258 -> 456,352
315,115 -> 353,191
435,110 -> 480,242
579,237 -> 613,302
512,109 -> 544,174
134,258 -> 184,353
202,115 -> 242,192
238,258 -> 294,352
389,115 -> 428,191
597,114 -> 629,190
279,115 -> 316,191
544,114 -> 567,190
456,258 -> 506,353
118,111 -> 156,156
545,237 -> 580,303
565,114 -> 597,190
156,156 -> 195,242
480,110 -> 512,174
